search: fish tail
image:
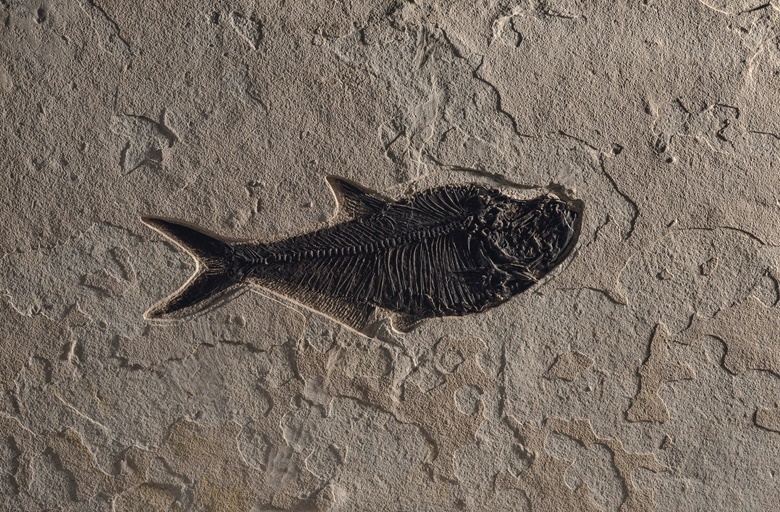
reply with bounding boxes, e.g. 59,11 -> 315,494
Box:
141,216 -> 248,319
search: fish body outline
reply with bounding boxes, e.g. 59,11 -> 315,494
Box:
142,176 -> 582,334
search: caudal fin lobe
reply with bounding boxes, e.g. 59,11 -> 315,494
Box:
141,217 -> 246,320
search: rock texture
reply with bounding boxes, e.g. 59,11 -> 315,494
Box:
1,1 -> 779,510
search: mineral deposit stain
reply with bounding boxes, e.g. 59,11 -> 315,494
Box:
544,350 -> 594,382
755,405 -> 780,434
142,176 -> 581,334
627,323 -> 696,423
677,296 -> 780,376
500,417 -> 668,512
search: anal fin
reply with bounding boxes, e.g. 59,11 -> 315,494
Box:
391,313 -> 424,334
251,277 -> 381,336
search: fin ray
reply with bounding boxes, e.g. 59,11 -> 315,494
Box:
142,217 -> 247,319
145,270 -> 244,319
252,276 -> 379,335
327,176 -> 391,219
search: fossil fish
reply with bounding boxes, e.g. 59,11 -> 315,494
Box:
142,177 -> 582,334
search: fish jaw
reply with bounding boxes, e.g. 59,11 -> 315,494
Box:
496,195 -> 582,276
534,196 -> 581,273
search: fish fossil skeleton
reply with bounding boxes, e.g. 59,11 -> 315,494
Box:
142,176 -> 582,334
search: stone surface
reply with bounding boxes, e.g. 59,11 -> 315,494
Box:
2,1 -> 779,510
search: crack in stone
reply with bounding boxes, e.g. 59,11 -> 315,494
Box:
79,0 -> 132,57
558,130 -> 640,240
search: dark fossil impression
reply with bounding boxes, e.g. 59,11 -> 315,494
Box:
142,176 -> 582,334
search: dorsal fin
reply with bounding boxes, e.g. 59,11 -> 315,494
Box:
327,176 -> 392,219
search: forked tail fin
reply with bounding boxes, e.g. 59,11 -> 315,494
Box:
141,217 -> 247,320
